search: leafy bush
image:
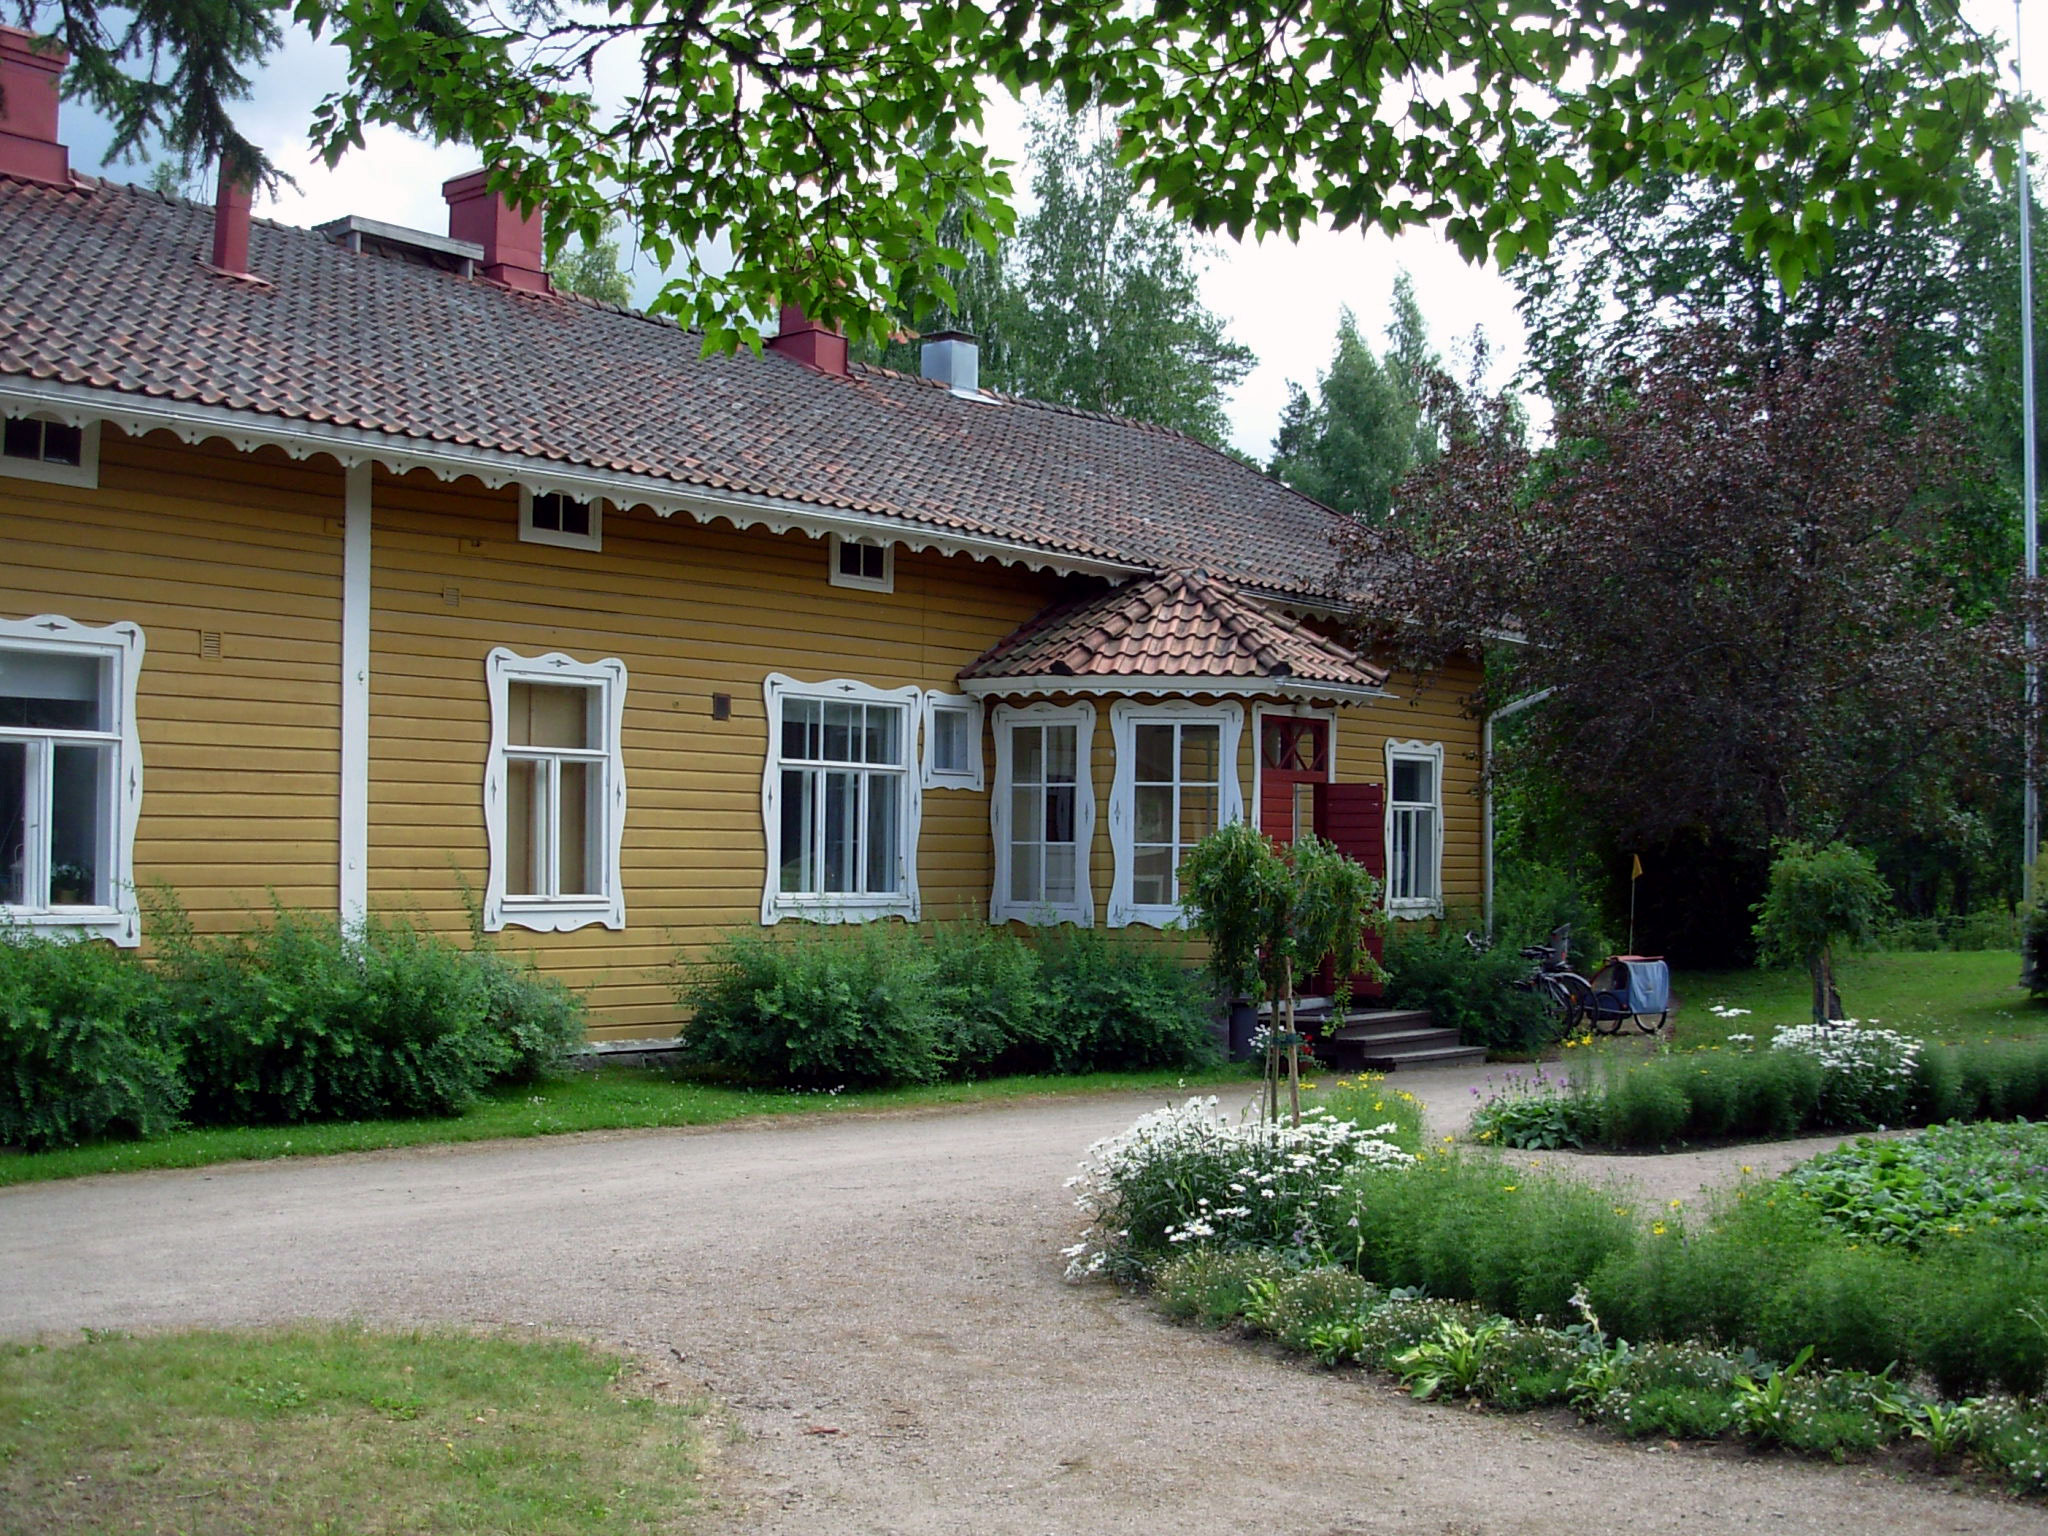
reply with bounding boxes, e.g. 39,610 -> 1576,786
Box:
1783,1122 -> 2048,1250
1466,1067 -> 1599,1149
0,933 -> 185,1150
1031,927 -> 1219,1075
1152,1248 -> 1290,1328
1751,841 -> 1889,1024
1492,863 -> 1613,972
925,920 -> 1056,1077
1380,925 -> 1552,1054
673,924 -> 943,1089
163,908 -> 572,1124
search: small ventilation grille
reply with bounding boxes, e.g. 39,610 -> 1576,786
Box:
199,631 -> 223,660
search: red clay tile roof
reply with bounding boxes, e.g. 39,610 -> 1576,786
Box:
0,175 -> 1360,597
960,570 -> 1388,694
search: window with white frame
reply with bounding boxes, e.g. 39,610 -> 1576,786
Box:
519,488 -> 603,551
828,534 -> 893,592
1384,739 -> 1444,916
761,674 -> 921,922
0,615 -> 144,945
483,648 -> 627,932
991,701 -> 1095,925
0,413 -> 99,488
921,691 -> 983,790
1107,700 -> 1243,927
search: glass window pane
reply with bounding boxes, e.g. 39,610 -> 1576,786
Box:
1045,785 -> 1075,845
1013,724 -> 1043,786
49,743 -> 107,906
1392,758 -> 1430,804
1044,845 -> 1077,906
558,497 -> 591,537
506,758 -> 542,896
1134,723 -> 1175,782
1,417 -> 38,460
0,740 -> 24,906
1134,784 -> 1173,843
933,709 -> 970,774
1045,724 -> 1077,783
510,682 -> 592,749
39,423 -> 81,467
779,768 -> 814,893
1132,846 -> 1173,907
1179,725 -> 1220,784
783,698 -> 820,762
1011,785 -> 1043,844
823,701 -> 859,763
1179,786 -> 1219,847
823,771 -> 857,892
556,760 -> 598,895
1010,843 -> 1041,905
1412,813 -> 1437,898
0,649 -> 103,731
864,705 -> 901,767
866,774 -> 898,893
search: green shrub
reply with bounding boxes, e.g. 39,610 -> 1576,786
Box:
164,909 -> 547,1124
472,947 -> 583,1082
1152,1249 -> 1289,1327
1380,925 -> 1552,1054
925,921 -> 1054,1077
1492,863 -> 1613,972
1031,927 -> 1218,1074
0,933 -> 185,1150
1598,1066 -> 1691,1148
673,924 -> 943,1089
1783,1122 -> 2048,1251
1240,1266 -> 1377,1354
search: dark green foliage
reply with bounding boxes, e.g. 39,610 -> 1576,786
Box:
1378,925 -> 1551,1053
1490,863 -> 1613,973
1753,842 -> 1891,1024
673,922 -> 1217,1089
161,907 -> 581,1124
0,934 -> 184,1150
1152,1249 -> 1290,1328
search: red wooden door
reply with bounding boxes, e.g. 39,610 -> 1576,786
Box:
1314,780 -> 1387,999
1257,716 -> 1330,846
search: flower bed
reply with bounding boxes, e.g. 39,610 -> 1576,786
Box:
1784,1121 -> 2048,1250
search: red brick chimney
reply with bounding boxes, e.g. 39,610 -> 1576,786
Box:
0,26 -> 70,187
441,168 -> 552,294
769,304 -> 848,377
209,155 -> 254,275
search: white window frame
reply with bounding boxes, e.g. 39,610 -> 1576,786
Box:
0,614 -> 144,946
827,533 -> 894,593
760,673 -> 922,924
990,700 -> 1096,926
1107,699 -> 1244,929
0,415 -> 100,490
518,487 -> 604,552
1384,737 -> 1445,919
482,647 -> 628,933
920,690 -> 984,791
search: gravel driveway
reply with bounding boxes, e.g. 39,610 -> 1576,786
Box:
1,1079 -> 2040,1535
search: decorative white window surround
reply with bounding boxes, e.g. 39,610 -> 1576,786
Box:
0,614 -> 144,945
990,700 -> 1096,926
0,415 -> 100,489
1106,699 -> 1244,929
920,690 -> 984,791
1384,737 -> 1445,919
482,647 -> 628,933
518,486 -> 604,551
760,673 -> 922,924
1250,702 -> 1337,833
828,533 -> 894,592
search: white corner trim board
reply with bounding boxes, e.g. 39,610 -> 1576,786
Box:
759,673 -> 924,925
989,699 -> 1096,926
1105,698 -> 1244,929
340,464 -> 371,926
481,647 -> 629,933
0,612 -> 145,945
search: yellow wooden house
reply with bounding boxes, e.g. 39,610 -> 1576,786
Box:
0,27 -> 1486,1040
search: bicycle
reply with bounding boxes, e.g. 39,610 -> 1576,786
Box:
1467,925 -> 1592,1034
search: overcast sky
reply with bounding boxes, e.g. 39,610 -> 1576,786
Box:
49,6 -> 2040,462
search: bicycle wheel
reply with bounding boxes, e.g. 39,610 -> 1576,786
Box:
1537,972 -> 1590,1034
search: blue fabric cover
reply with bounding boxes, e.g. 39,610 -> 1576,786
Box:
1621,958 -> 1670,1013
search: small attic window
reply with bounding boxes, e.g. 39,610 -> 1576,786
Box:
0,415 -> 98,489
829,534 -> 893,593
520,488 -> 603,552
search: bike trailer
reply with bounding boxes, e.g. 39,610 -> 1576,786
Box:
1586,955 -> 1670,1034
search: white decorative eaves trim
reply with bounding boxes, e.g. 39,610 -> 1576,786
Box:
482,647 -> 629,933
0,613 -> 145,946
959,675 -> 1392,704
989,700 -> 1096,926
0,379 -> 1145,583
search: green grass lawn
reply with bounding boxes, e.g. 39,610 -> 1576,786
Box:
0,1327 -> 710,1536
1673,948 -> 2038,1049
0,1061 -> 1256,1188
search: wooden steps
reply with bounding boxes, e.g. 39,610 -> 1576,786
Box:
1269,997 -> 1489,1072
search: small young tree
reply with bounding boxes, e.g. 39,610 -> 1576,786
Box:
1751,842 -> 1891,1024
1180,822 -> 1384,1124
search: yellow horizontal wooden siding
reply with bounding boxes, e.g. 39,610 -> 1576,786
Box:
363,468 -> 1058,1038
0,429 -> 344,929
